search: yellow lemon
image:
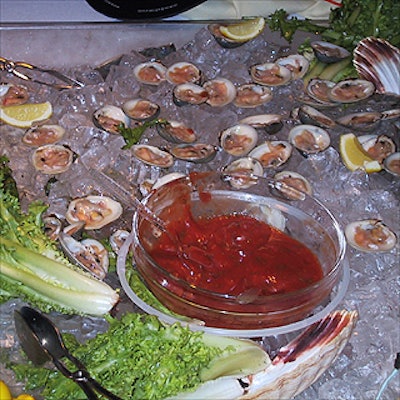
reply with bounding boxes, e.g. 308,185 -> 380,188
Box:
0,101 -> 52,128
219,17 -> 265,42
339,133 -> 382,173
14,395 -> 36,400
0,380 -> 13,400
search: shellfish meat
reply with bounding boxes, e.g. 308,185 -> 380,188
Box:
248,141 -> 293,169
288,125 -> 330,155
32,144 -> 74,174
220,124 -> 258,156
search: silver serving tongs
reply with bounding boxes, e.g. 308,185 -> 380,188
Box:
0,56 -> 84,90
14,306 -> 122,400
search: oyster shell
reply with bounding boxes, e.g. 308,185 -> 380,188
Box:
132,144 -> 174,168
133,61 -> 167,85
93,105 -> 129,134
173,83 -> 209,106
358,134 -> 396,164
311,41 -> 351,64
328,79 -> 375,103
66,195 -> 123,230
156,120 -> 197,143
336,111 -> 382,131
274,170 -> 313,200
288,124 -> 330,155
32,144 -> 74,174
234,83 -> 273,108
168,143 -> 217,163
166,61 -> 202,85
276,54 -> 310,79
250,62 -> 292,86
219,124 -> 258,156
248,141 -> 293,169
122,98 -> 160,122
203,78 -> 236,107
239,114 -> 283,135
354,36 -> 400,95
223,157 -> 263,189
22,124 -> 65,146
383,151 -> 400,177
345,219 -> 397,253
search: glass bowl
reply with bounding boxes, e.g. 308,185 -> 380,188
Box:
128,171 -> 346,331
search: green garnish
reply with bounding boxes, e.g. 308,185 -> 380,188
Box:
118,119 -> 167,149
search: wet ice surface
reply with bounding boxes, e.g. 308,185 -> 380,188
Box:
1,25 -> 399,399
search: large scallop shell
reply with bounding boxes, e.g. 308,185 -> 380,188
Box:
353,36 -> 400,95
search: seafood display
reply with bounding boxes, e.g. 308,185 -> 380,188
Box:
0,20 -> 399,400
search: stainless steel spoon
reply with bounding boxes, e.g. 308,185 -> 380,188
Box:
14,306 -> 122,400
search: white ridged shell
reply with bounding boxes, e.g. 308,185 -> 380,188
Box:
354,37 -> 400,95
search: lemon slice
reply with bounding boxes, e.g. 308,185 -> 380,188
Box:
339,133 -> 382,173
219,17 -> 265,42
0,101 -> 53,128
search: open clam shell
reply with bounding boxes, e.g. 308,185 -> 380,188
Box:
297,105 -> 336,129
354,36 -> 400,95
93,105 -> 129,134
219,124 -> 258,156
132,144 -> 174,168
336,112 -> 382,131
223,157 -> 263,189
133,61 -> 167,85
306,79 -> 337,105
173,83 -> 209,106
122,98 -> 160,122
273,171 -> 313,200
250,63 -> 292,86
156,120 -> 197,144
276,54 -> 310,79
203,78 -> 236,107
311,41 -> 351,64
328,79 -> 375,103
383,151 -> 400,177
239,114 -> 283,135
66,195 -> 123,230
358,135 -> 397,164
234,84 -> 273,108
166,61 -> 202,85
288,125 -> 330,155
23,124 -> 65,146
168,143 -> 218,163
0,83 -> 29,106
32,144 -> 74,174
248,141 -> 293,169
345,219 -> 397,253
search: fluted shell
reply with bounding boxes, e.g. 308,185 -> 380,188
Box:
354,36 -> 400,95
172,310 -> 358,400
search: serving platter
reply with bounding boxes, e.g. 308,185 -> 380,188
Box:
1,20 -> 399,399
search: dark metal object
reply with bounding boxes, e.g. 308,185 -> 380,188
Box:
14,306 -> 122,400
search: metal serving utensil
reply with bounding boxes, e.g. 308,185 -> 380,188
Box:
0,56 -> 84,90
14,306 -> 122,400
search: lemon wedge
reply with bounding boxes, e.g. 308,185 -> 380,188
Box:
339,133 -> 382,173
0,101 -> 53,128
219,17 -> 265,42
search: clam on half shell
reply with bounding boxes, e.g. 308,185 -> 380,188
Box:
354,36 -> 400,95
345,219 -> 397,253
66,195 -> 123,230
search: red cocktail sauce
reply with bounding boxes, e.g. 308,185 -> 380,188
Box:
149,210 -> 323,297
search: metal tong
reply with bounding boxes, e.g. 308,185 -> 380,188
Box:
14,306 -> 122,400
0,56 -> 84,90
